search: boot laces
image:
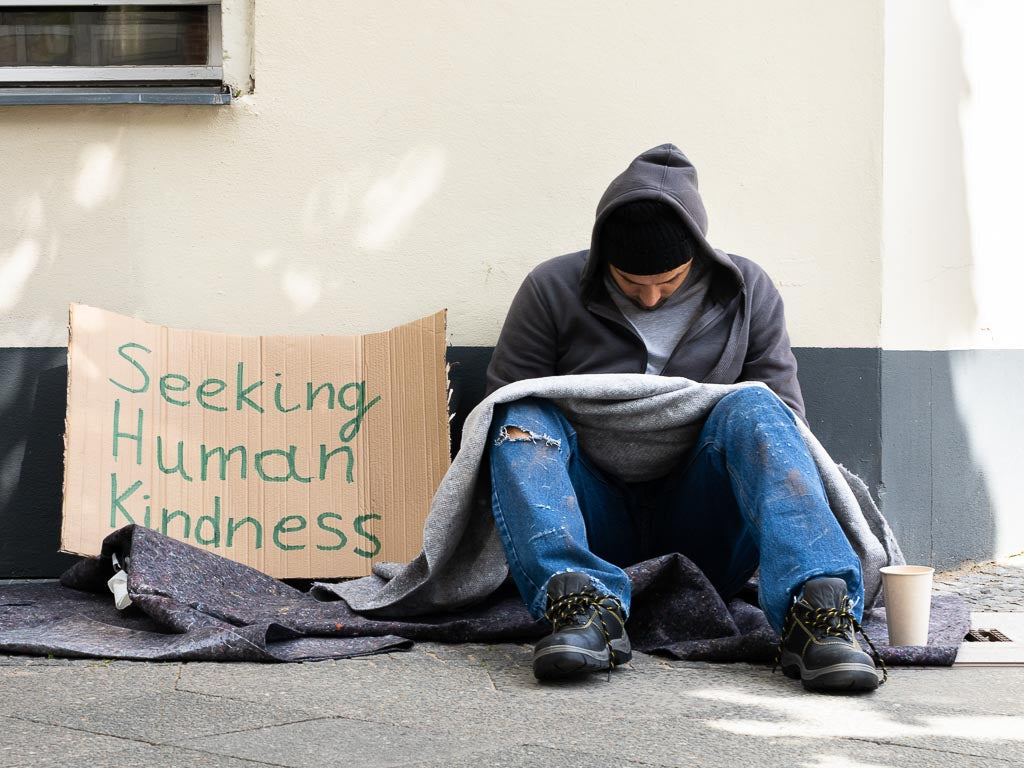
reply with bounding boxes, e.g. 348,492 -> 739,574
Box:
544,585 -> 624,670
773,596 -> 889,684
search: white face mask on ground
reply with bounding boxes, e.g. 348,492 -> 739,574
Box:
107,552 -> 134,610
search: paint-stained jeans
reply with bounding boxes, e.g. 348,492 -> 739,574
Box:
487,387 -> 864,633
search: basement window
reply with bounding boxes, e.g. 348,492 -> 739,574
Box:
0,1 -> 230,104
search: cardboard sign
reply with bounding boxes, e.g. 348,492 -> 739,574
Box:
61,304 -> 450,578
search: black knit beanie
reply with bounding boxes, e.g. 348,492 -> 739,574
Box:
599,200 -> 694,275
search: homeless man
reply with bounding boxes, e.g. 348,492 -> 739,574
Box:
484,144 -> 884,692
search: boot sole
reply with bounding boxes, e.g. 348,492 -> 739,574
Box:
533,638 -> 632,680
780,650 -> 880,692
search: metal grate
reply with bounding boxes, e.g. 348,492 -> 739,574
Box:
965,628 -> 1013,642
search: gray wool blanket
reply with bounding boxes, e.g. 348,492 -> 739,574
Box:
313,374 -> 906,616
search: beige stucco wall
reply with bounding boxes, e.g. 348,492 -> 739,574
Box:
1,1 -> 884,349
882,0 -> 1024,560
882,0 -> 1024,351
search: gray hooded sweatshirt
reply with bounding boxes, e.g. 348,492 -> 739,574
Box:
486,144 -> 806,420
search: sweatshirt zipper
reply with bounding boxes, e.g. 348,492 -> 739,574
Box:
585,300 -> 651,373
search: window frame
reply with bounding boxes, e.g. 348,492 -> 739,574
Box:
0,0 -> 223,85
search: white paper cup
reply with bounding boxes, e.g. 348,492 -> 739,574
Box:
880,565 -> 934,646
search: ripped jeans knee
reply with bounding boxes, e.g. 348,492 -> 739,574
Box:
490,398 -> 572,450
493,424 -> 562,448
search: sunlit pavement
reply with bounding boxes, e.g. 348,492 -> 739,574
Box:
1,560 -> 1022,768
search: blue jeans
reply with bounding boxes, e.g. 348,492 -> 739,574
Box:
488,387 -> 864,633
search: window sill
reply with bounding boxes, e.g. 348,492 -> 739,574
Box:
0,86 -> 232,106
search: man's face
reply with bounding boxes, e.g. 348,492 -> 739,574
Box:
608,261 -> 692,311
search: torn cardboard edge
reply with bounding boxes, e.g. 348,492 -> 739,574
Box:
61,303 -> 451,579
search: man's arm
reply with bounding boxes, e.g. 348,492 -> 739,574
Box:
739,271 -> 807,421
485,274 -> 559,395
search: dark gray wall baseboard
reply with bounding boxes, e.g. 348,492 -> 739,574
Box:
879,350 -> 1022,569
793,348 -> 882,497
1,345 -> 1007,577
0,348 -> 77,577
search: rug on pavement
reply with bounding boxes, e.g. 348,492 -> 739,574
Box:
0,525 -> 968,664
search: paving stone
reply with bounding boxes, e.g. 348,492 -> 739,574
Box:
178,650 -> 515,730
177,647 -> 1024,764
4,659 -> 1024,768
531,671 -> 1024,767
170,715 -> 484,768
506,716 -> 1020,768
0,662 -> 180,720
0,716 -> 269,768
177,647 -> 786,736
790,746 -> 1017,768
403,744 -> 668,768
9,687 -> 321,744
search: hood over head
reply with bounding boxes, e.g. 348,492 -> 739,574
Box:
582,144 -> 740,297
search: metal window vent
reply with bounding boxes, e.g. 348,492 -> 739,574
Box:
965,628 -> 1013,642
955,613 -> 1024,666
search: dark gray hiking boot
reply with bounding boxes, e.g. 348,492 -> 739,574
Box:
532,572 -> 632,681
778,577 -> 886,692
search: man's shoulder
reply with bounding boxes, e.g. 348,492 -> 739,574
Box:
519,251 -> 591,305
720,251 -> 765,277
527,250 -> 589,283
717,252 -> 776,292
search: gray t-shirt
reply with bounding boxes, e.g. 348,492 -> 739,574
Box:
605,258 -> 712,375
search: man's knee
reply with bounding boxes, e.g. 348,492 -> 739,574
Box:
713,387 -> 788,418
491,398 -> 567,448
493,423 -> 562,448
704,387 -> 795,437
